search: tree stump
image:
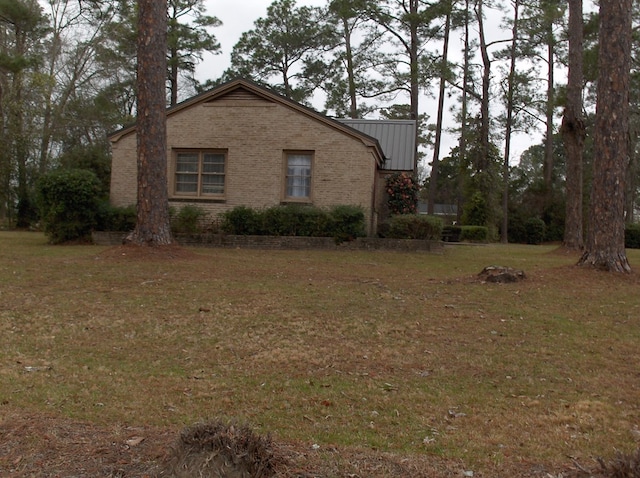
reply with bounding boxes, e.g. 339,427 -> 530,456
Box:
478,266 -> 526,283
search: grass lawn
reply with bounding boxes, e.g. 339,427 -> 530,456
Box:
1,231 -> 639,477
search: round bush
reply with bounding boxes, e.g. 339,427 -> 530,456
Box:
36,169 -> 102,244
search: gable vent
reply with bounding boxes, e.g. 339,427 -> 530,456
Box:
208,87 -> 272,104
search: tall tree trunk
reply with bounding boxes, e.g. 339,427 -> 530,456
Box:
501,0 -> 520,243
342,16 -> 358,118
624,132 -> 638,223
578,0 -> 632,273
428,2 -> 452,215
561,0 -> 585,250
476,0 -> 490,173
170,46 -> 179,106
542,37 -> 555,192
409,0 -> 420,172
457,0 -> 471,223
13,26 -> 29,228
0,81 -> 6,221
126,0 -> 173,246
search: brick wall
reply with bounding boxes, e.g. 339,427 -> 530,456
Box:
92,231 -> 443,253
110,90 -> 380,235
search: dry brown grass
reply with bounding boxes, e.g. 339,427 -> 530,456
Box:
1,231 -> 640,477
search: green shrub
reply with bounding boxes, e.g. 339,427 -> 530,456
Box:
296,206 -> 333,237
258,205 -> 332,237
96,203 -> 136,232
171,205 -> 208,234
524,217 -> 546,245
327,205 -> 366,243
462,192 -> 489,227
35,169 -> 102,244
220,204 -> 365,242
506,214 -> 528,244
385,214 -> 443,240
459,226 -> 488,242
261,206 -> 294,236
625,223 -> 640,249
221,206 -> 262,235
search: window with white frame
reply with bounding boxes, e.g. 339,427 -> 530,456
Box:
285,152 -> 312,200
174,150 -> 226,197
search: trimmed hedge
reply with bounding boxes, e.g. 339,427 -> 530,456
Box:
441,225 -> 488,243
96,203 -> 136,232
220,204 -> 366,243
626,224 -> 640,249
460,226 -> 489,242
171,205 -> 208,234
384,214 -> 443,240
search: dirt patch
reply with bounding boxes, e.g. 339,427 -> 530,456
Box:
95,243 -> 202,262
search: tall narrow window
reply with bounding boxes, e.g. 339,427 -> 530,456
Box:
285,153 -> 312,200
174,150 -> 226,197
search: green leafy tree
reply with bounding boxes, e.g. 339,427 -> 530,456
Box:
323,0 -> 390,118
0,0 -> 47,226
368,0 -> 451,172
167,0 -> 221,105
226,0 -> 338,104
519,0 -> 567,195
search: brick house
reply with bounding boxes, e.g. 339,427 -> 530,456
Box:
108,78 -> 415,236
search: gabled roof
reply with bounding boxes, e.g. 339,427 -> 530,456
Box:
108,78 -> 386,167
337,119 -> 416,172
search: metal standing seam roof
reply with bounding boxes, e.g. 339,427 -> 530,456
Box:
337,119 -> 417,172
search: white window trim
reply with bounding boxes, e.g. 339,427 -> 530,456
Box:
283,151 -> 314,202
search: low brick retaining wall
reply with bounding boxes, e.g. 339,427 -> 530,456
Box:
92,231 -> 443,253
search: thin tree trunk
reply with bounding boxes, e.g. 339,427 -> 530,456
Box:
409,0 -> 420,173
170,47 -> 179,106
561,0 -> 585,250
578,0 -> 632,273
13,25 -> 29,228
126,0 -> 173,246
501,0 -> 520,244
543,38 -> 555,193
342,16 -> 358,118
476,0 -> 490,173
428,3 -> 452,215
624,134 -> 638,223
457,0 -> 471,223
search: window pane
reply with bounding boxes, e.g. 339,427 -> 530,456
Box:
203,153 -> 225,174
175,153 -> 199,194
286,154 -> 312,198
176,174 -> 198,193
201,153 -> 225,194
201,175 -> 224,194
176,154 -> 198,172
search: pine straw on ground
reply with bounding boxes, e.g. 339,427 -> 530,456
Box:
0,409 -> 621,478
